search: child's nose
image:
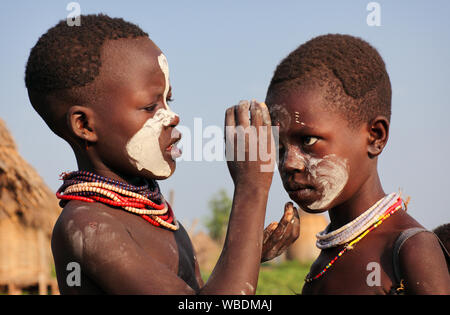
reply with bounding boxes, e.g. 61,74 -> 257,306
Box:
169,113 -> 180,127
282,147 -> 306,174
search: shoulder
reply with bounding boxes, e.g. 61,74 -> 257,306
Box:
395,224 -> 450,294
390,211 -> 444,266
53,200 -> 124,235
51,201 -> 128,258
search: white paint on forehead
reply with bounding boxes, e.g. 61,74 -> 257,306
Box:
158,53 -> 170,109
125,53 -> 177,177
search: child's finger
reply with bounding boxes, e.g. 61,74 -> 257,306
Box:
290,205 -> 300,241
269,203 -> 296,243
225,106 -> 236,127
250,100 -> 263,127
235,100 -> 250,128
259,102 -> 272,126
263,221 -> 278,245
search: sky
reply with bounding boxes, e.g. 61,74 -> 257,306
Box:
0,0 -> 449,231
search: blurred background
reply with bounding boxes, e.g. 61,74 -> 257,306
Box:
0,0 -> 449,294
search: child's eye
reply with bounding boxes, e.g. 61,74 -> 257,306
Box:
144,104 -> 158,112
303,136 -> 319,146
166,96 -> 174,103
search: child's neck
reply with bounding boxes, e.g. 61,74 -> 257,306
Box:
327,171 -> 386,233
75,153 -> 148,187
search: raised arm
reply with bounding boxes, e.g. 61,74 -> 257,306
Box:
198,100 -> 275,294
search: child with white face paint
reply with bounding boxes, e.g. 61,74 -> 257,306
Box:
265,34 -> 450,295
29,14 -> 301,295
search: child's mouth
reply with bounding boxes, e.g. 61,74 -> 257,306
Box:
287,188 -> 316,202
285,182 -> 318,204
166,139 -> 182,159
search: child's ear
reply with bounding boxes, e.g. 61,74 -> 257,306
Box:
67,106 -> 98,144
367,115 -> 389,158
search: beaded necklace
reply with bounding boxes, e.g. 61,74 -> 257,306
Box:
56,171 -> 179,231
304,196 -> 403,283
316,193 -> 400,249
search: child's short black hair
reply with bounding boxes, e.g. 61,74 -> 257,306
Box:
266,34 -> 392,128
25,14 -> 148,137
25,13 -> 148,94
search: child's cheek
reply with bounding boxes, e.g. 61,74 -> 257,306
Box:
307,154 -> 349,210
125,108 -> 176,177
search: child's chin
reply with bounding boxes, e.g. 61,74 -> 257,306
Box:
298,206 -> 328,214
139,163 -> 176,180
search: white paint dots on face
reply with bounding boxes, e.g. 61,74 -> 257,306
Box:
126,53 -> 178,177
294,111 -> 301,124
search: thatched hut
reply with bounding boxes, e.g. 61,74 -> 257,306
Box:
0,118 -> 61,294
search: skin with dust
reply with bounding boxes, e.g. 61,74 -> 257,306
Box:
126,53 -> 177,177
296,152 -> 349,210
271,105 -> 349,210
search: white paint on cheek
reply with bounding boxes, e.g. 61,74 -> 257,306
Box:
289,148 -> 348,210
307,154 -> 349,210
126,53 -> 178,177
126,110 -> 173,176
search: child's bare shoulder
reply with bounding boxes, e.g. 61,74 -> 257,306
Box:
390,211 -> 450,294
54,201 -> 125,235
51,201 -> 133,259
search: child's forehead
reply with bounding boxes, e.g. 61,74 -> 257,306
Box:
269,88 -> 349,134
269,89 -> 325,121
100,38 -> 164,79
94,38 -> 168,92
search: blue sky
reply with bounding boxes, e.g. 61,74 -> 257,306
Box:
0,0 -> 449,230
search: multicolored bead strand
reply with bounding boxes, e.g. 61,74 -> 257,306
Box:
56,171 -> 178,231
304,197 -> 403,283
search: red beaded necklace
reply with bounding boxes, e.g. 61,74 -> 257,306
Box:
56,171 -> 178,231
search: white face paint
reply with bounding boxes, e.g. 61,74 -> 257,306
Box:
285,147 -> 349,211
305,154 -> 349,210
126,53 -> 178,177
272,102 -> 349,210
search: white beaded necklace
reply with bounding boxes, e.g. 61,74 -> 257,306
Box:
316,192 -> 400,249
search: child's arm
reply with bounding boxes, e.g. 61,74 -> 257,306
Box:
198,100 -> 275,294
398,231 -> 450,294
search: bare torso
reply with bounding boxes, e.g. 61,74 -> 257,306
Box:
52,200 -> 203,294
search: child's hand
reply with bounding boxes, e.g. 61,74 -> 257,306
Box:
261,202 -> 300,262
224,100 -> 275,190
